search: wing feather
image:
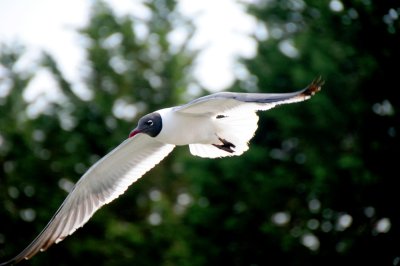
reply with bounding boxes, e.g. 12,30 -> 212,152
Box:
1,134 -> 174,265
174,78 -> 323,114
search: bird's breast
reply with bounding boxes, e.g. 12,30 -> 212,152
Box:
155,108 -> 217,146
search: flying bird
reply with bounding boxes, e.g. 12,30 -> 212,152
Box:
0,77 -> 323,265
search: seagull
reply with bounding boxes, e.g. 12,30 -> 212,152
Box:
0,77 -> 323,265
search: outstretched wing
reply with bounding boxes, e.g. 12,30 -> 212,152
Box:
178,78 -> 323,159
174,77 -> 323,114
1,134 -> 175,265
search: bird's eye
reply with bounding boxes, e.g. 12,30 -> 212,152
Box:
145,120 -> 153,126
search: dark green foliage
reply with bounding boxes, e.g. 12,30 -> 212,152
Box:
1,1 -> 196,265
183,1 -> 399,265
1,0 -> 399,265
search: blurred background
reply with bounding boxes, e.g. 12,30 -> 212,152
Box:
0,0 -> 399,265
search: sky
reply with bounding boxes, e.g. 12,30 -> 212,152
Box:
0,0 -> 259,97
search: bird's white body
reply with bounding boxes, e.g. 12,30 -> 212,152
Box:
156,104 -> 260,158
156,107 -> 218,145
0,78 -> 323,266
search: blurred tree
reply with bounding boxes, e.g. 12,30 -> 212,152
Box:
181,0 -> 400,265
1,0 -> 198,265
1,0 -> 400,266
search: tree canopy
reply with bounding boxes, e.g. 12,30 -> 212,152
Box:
0,0 -> 399,265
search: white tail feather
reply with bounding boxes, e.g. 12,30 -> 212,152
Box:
189,106 -> 259,158
189,143 -> 236,158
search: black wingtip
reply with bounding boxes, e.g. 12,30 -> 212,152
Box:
303,76 -> 324,96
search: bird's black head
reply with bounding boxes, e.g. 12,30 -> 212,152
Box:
129,112 -> 162,138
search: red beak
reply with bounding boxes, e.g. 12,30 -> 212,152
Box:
129,129 -> 141,138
